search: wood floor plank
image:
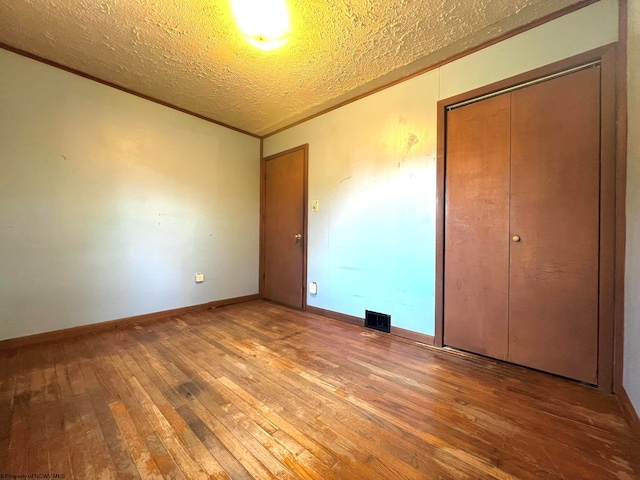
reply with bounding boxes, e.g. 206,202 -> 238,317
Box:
132,336 -> 286,480
108,400 -> 164,480
6,348 -> 30,475
192,315 -> 448,478
109,332 -> 219,478
107,330 -> 229,479
153,340 -> 301,480
41,344 -> 73,478
118,338 -> 249,479
126,375 -> 227,480
1,299 -> 637,479
142,323 -> 386,479
157,333 -> 335,480
52,342 -> 96,479
62,339 -> 120,480
207,360 -> 340,469
195,355 -> 337,479
0,350 -> 16,472
67,337 -> 139,479
186,335 -> 430,479
86,335 -> 187,480
272,313 -> 636,478
27,347 -> 50,474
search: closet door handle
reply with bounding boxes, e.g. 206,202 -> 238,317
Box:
512,235 -> 521,242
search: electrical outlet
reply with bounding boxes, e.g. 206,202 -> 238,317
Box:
195,273 -> 205,283
309,282 -> 317,295
312,200 -> 319,212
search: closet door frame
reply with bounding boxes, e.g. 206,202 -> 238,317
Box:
435,44 -> 619,392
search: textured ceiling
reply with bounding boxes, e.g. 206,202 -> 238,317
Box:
0,0 -> 586,136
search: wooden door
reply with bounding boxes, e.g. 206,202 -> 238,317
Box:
443,66 -> 601,384
508,67 -> 601,384
444,94 -> 511,360
263,147 -> 307,309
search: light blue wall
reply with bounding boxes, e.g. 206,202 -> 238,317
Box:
0,49 -> 260,341
264,0 -> 619,336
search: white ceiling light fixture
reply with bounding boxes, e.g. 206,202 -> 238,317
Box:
231,0 -> 291,51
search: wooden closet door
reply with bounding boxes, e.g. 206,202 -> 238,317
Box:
509,67 -> 601,384
264,148 -> 306,309
444,94 -> 511,360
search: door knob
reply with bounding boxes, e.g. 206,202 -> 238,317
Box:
512,235 -> 521,242
295,234 -> 303,241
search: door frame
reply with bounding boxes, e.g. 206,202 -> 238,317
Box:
434,44 -> 620,392
260,143 -> 309,310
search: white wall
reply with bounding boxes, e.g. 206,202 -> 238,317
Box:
0,49 -> 260,341
624,0 -> 640,416
264,0 -> 619,336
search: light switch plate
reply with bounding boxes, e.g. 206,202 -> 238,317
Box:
195,273 -> 205,283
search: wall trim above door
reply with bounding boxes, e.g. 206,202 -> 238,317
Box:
260,144 -> 309,310
434,44 -> 621,392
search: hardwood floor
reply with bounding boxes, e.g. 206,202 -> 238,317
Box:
0,300 -> 637,479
